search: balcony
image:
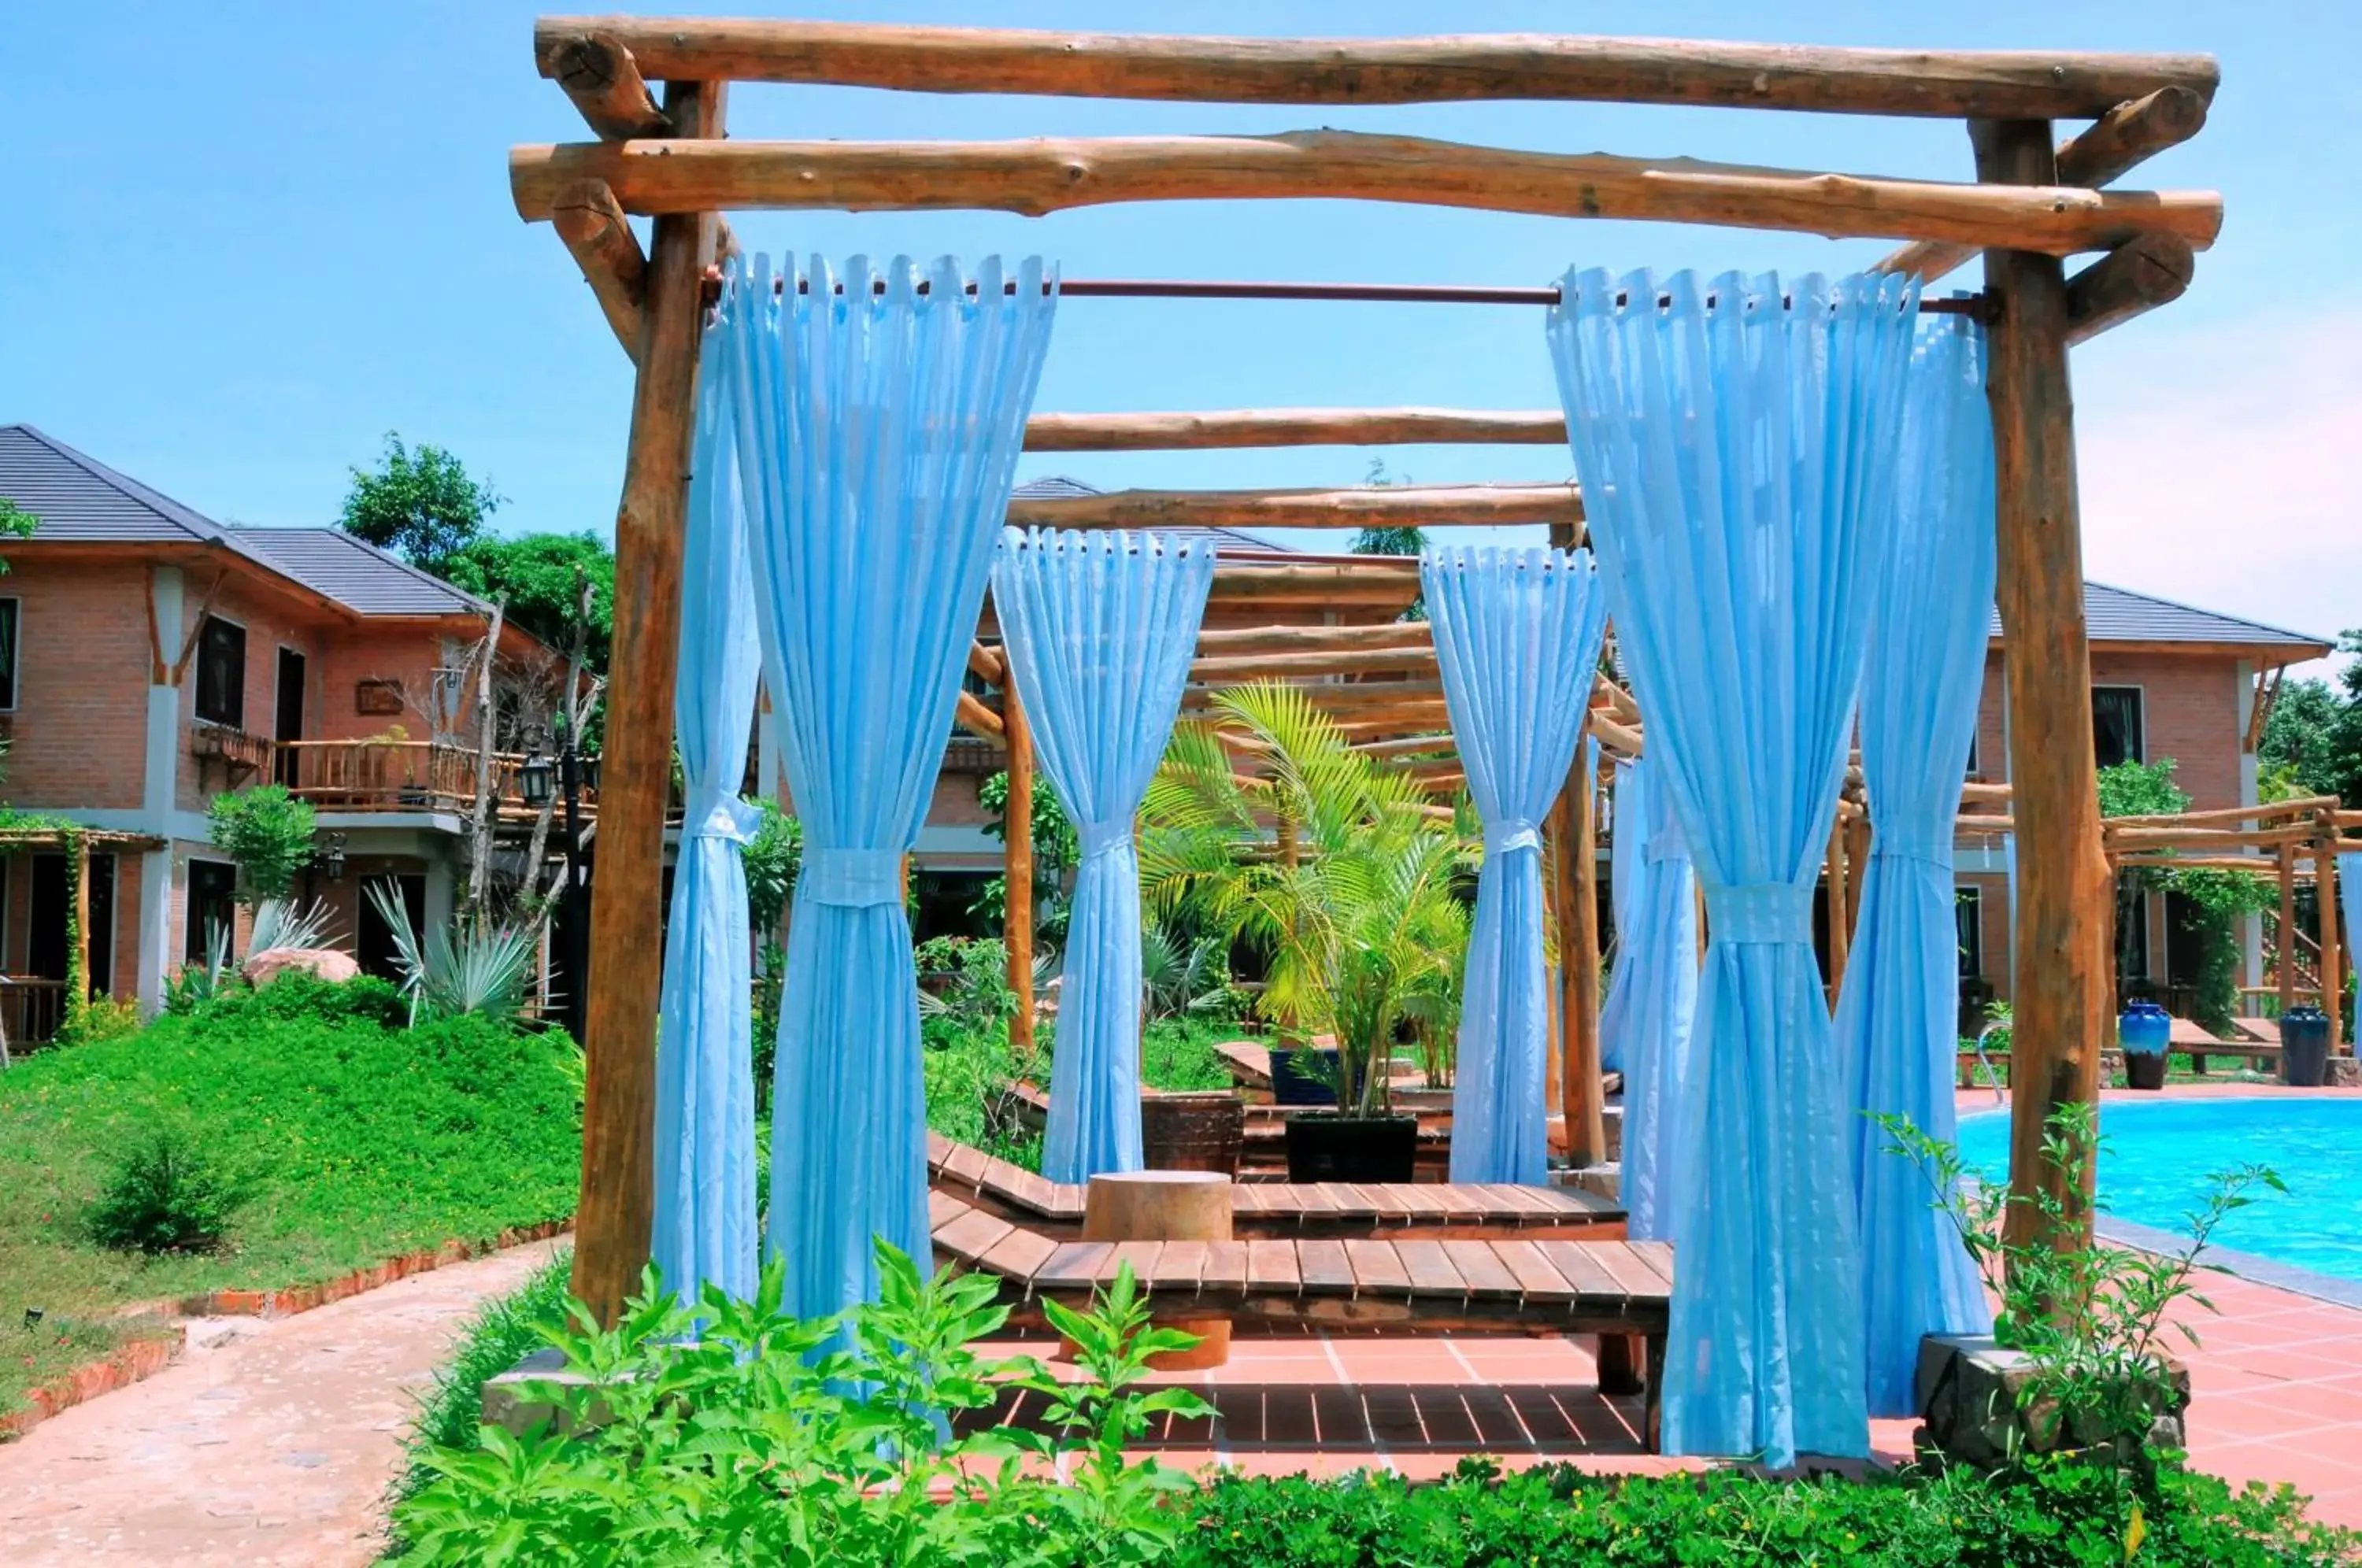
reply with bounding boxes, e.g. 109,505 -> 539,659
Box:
195,732 -> 598,820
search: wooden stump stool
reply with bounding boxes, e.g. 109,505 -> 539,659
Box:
1079,1170 -> 1232,1370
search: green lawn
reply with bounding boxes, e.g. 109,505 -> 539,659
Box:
0,987 -> 579,1418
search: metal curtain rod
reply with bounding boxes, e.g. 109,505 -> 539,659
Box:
703,274 -> 1989,316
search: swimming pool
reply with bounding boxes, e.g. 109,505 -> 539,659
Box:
1955,1098 -> 2362,1282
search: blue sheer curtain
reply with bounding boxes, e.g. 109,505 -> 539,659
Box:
1423,546 -> 1610,1186
652,333 -> 765,1307
991,529 -> 1215,1182
718,253 -> 1055,1320
1549,268 -> 1920,1465
1835,316 -> 1997,1416
1601,754 -> 1698,1242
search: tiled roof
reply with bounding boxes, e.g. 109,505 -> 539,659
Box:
0,423 -> 239,545
228,527 -> 490,616
1987,582 -> 2329,651
0,423 -> 487,619
1010,475 -> 1291,555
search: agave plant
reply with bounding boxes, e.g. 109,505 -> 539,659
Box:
365,878 -> 539,1027
1140,681 -> 1473,1117
245,897 -> 341,957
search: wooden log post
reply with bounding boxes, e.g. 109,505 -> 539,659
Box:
1843,810 -> 1872,938
550,179 -> 650,358
2319,812 -> 2344,1048
572,80 -> 726,1328
1977,117 -> 2116,1254
2279,843 -> 2298,1015
72,831 -> 91,1009
1004,678 -> 1036,1063
1823,816 -> 1851,1004
1560,741 -> 1606,1168
542,31 -> 672,141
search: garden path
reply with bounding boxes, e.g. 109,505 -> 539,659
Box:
0,1236 -> 565,1566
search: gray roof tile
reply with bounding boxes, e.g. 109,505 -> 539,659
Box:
1987,582 -> 2327,651
0,424 -> 487,619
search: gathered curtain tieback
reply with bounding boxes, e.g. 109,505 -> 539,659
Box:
682,786 -> 762,846
1703,881 -> 1813,945
1073,817 -> 1135,863
802,846 -> 904,908
1483,819 -> 1542,859
1866,821 -> 1955,870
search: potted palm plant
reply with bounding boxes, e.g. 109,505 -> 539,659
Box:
1141,682 -> 1471,1182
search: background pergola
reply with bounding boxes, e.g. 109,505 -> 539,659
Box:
506,16 -> 2224,1320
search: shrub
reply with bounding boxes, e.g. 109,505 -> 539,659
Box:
58,993 -> 141,1047
205,785 -> 318,906
392,1248 -> 1209,1567
202,970 -> 408,1030
85,1127 -> 254,1254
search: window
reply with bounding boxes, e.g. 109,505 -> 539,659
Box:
187,859 -> 238,963
1954,886 -> 1983,980
2091,686 -> 2145,769
0,597 -> 19,710
1962,723 -> 1979,779
194,616 -> 246,727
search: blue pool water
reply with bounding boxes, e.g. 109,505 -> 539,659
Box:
1955,1099 -> 2362,1282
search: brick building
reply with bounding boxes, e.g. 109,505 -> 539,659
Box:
0,426 -> 557,1030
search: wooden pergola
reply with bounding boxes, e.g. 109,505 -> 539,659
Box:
509,16 -> 2223,1319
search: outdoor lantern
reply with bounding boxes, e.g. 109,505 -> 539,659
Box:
322,832 -> 347,882
520,748 -> 555,808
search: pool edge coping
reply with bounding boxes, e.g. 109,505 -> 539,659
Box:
2094,1215 -> 2362,1312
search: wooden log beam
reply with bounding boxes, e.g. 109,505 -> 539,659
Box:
1876,86 -> 2211,283
550,179 -> 650,358
574,79 -> 725,1329
1005,683 -> 1036,1061
509,133 -> 2224,258
2064,235 -> 2194,345
967,640 -> 1005,684
542,30 -> 673,141
1979,116 -> 2115,1257
2319,812 -> 2344,1049
1190,646 -> 1437,682
1559,743 -> 1606,1165
1354,733 -> 1459,760
955,690 -> 1006,741
1184,678 -> 1446,711
2279,842 -> 2299,1015
534,19 -> 2217,121
1024,406 -> 1567,451
1005,480 -> 1580,533
1194,620 -> 1435,655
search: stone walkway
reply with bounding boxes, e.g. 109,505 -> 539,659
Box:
0,1238 -> 564,1566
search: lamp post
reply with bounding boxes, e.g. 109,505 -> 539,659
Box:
520,724 -> 595,1041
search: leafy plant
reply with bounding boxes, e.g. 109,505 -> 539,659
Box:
976,767 -> 1077,948
1140,919 -> 1231,1023
739,798 -> 802,936
2097,759 -> 2275,1035
164,919 -> 237,1015
1141,682 -> 1472,1115
205,786 -> 320,908
391,1244 -> 1207,1567
751,937 -> 784,1115
1882,1101 -> 2282,1456
367,878 -> 539,1026
56,994 -> 140,1048
85,1126 -> 254,1255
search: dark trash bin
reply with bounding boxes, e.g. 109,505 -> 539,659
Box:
2282,1007 -> 2331,1088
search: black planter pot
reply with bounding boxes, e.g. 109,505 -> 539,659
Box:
1284,1113 -> 1418,1183
2123,1051 -> 2168,1091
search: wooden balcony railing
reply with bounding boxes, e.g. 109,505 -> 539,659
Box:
0,977 -> 68,1053
202,734 -> 600,818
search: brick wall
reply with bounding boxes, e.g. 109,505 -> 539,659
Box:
1,559 -> 153,812
1970,647 -> 2249,808
174,575 -> 334,812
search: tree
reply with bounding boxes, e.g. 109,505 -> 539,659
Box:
339,434 -> 502,572
2097,759 -> 2274,1037
2259,634 -> 2362,806
441,531 -> 616,676
206,785 -> 319,908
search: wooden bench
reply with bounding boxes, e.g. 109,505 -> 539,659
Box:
927,1132 -> 1625,1240
927,1187 -> 1672,1449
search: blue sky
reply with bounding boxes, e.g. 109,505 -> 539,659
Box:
6,2 -> 2356,665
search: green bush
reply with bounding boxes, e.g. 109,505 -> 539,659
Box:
393,1248 -> 1209,1566
85,1127 -> 253,1254
1172,1457 -> 2354,1566
197,970 -> 409,1030
205,784 -> 319,905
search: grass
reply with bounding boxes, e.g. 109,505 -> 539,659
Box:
0,993 -> 579,1418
